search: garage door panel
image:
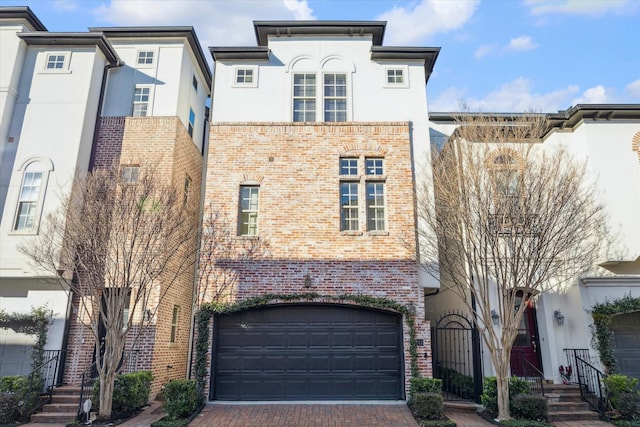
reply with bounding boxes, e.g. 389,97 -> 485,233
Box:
611,311 -> 640,381
214,304 -> 403,400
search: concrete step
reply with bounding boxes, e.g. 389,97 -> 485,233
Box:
30,411 -> 77,423
548,400 -> 593,413
50,394 -> 80,404
444,401 -> 478,413
51,385 -> 83,395
547,410 -> 601,422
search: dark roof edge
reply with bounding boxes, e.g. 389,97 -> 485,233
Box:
209,47 -> 270,62
0,6 -> 47,31
253,20 -> 386,46
17,32 -> 121,65
89,27 -> 212,88
371,46 -> 440,84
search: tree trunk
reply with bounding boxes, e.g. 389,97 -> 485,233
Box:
495,358 -> 511,420
98,369 -> 115,419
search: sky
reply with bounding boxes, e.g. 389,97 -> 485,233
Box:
4,0 -> 639,113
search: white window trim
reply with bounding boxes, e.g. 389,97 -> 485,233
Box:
232,66 -> 259,88
10,157 -> 54,235
322,72 -> 349,122
135,50 -> 156,68
40,51 -> 72,74
383,66 -> 409,88
188,107 -> 195,137
132,85 -> 154,117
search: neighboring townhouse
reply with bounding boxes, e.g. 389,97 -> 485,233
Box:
0,7 -> 212,398
426,105 -> 640,399
201,21 -> 439,401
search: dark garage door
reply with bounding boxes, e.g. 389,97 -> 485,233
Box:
213,304 -> 403,400
611,311 -> 640,381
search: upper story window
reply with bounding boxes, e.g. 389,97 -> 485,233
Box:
383,66 -> 409,88
120,165 -> 140,184
233,66 -> 258,87
188,108 -> 195,137
324,73 -> 347,122
238,185 -> 259,236
132,86 -> 151,117
170,305 -> 179,343
339,157 -> 386,233
192,75 -> 198,91
42,52 -> 70,73
137,51 -> 154,65
183,175 -> 192,207
293,73 -> 316,122
12,157 -> 54,234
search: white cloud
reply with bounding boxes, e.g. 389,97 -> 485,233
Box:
571,85 -> 611,105
507,36 -> 538,52
429,77 -> 581,112
54,0 -> 79,12
92,0 -> 311,48
376,0 -> 480,45
524,0 -> 634,16
474,44 -> 496,59
625,80 -> 640,98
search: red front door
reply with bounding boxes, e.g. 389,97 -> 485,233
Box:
510,295 -> 542,376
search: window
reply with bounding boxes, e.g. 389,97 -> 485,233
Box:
366,182 -> 385,231
339,157 -> 386,232
46,54 -> 66,70
236,69 -> 253,84
324,73 -> 347,122
183,175 -> 192,207
188,108 -> 195,137
293,73 -> 316,122
366,158 -> 384,176
340,158 -> 358,176
132,86 -> 151,117
386,69 -> 404,84
170,305 -> 179,343
14,171 -> 43,231
120,165 -> 140,184
192,75 -> 198,91
239,186 -> 259,236
137,51 -> 154,65
489,152 -> 527,235
340,182 -> 359,231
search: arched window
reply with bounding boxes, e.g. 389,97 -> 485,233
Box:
632,131 -> 640,163
13,157 -> 53,233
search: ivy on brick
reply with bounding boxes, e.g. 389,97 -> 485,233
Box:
194,293 -> 422,397
590,294 -> 640,373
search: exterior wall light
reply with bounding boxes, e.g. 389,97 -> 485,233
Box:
554,310 -> 565,326
491,309 -> 500,325
304,274 -> 312,288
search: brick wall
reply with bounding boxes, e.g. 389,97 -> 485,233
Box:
200,122 -> 431,397
63,116 -> 202,396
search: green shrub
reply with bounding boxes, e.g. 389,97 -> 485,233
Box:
440,368 -> 474,399
410,392 -> 444,421
410,378 -> 443,397
162,379 -> 203,420
498,420 -> 553,427
481,377 -> 532,417
0,375 -> 28,394
605,375 -> 640,411
613,420 -> 640,427
615,392 -> 640,420
419,419 -> 457,427
92,371 -> 153,416
0,392 -> 21,424
511,394 -> 547,421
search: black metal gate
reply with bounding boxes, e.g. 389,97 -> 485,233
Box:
431,311 -> 483,403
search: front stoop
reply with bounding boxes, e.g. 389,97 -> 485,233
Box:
545,384 -> 601,423
29,386 -> 81,424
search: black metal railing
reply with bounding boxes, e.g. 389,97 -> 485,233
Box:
76,361 -> 97,420
21,350 -> 64,422
520,356 -> 545,396
564,348 -> 592,382
575,355 -> 608,415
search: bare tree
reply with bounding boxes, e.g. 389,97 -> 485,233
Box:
197,207 -> 268,307
20,163 -> 198,419
418,113 -> 608,420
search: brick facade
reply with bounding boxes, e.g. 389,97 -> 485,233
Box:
63,116 -> 202,395
200,122 -> 431,397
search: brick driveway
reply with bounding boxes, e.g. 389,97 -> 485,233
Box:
188,402 -> 419,427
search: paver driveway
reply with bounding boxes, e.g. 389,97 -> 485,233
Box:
188,402 -> 419,427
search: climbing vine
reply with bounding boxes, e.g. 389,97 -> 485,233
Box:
194,293 -> 421,397
590,294 -> 640,373
0,306 -> 50,372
